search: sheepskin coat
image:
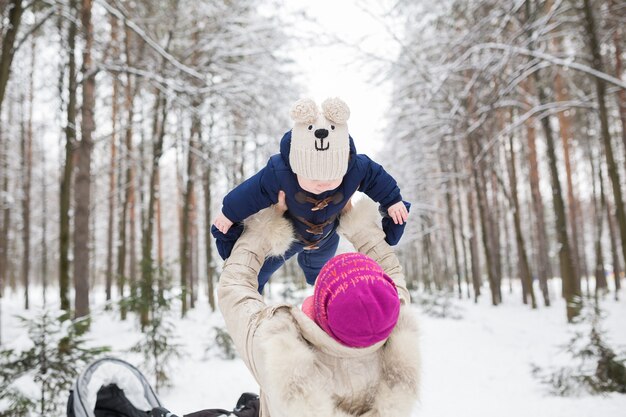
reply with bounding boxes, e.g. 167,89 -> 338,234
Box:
218,199 -> 420,417
220,132 -> 403,247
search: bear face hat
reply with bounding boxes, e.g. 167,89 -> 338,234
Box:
289,97 -> 351,181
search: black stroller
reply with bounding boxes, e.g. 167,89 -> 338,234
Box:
67,357 -> 258,417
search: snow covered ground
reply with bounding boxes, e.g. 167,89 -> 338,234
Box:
2,280 -> 625,417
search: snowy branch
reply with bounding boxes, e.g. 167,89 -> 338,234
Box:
95,0 -> 207,83
460,43 -> 626,90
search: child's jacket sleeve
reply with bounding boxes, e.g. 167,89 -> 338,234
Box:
211,223 -> 245,260
213,159 -> 281,260
221,159 -> 281,223
357,155 -> 403,209
357,155 -> 410,246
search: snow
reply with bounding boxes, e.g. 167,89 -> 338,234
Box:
416,285 -> 626,417
2,282 -> 625,417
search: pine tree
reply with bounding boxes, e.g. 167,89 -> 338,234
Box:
131,269 -> 180,393
0,311 -> 109,416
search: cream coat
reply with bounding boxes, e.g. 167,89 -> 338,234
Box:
218,198 -> 420,417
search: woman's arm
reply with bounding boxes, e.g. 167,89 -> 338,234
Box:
217,193 -> 294,371
338,197 -> 411,305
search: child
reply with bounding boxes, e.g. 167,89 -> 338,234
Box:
212,97 -> 410,293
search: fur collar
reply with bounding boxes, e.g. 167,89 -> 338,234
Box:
258,306 -> 420,417
337,198 -> 381,237
243,206 -> 295,257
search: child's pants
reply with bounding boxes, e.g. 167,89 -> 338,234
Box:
257,231 -> 340,294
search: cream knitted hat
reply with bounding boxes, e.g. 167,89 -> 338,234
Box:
289,98 -> 351,181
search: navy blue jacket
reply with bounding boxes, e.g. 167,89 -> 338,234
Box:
214,131 -> 408,259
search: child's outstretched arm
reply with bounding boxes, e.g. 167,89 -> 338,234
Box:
358,155 -> 405,209
357,155 -> 411,246
218,159 -> 281,226
215,188 -> 287,234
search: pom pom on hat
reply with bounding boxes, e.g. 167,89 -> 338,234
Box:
321,97 -> 350,124
307,252 -> 400,347
290,98 -> 318,124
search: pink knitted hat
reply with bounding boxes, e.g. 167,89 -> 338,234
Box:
302,252 -> 400,347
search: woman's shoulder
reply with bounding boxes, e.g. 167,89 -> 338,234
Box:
254,306 -> 318,377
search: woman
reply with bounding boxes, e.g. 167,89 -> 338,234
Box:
218,194 -> 420,417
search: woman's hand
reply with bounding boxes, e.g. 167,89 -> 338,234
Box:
275,190 -> 288,214
342,197 -> 353,214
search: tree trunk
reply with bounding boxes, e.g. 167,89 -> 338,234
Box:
90,165 -> 97,290
404,247 -> 414,292
138,118 -> 147,271
576,199 -> 591,296
536,81 -> 580,321
203,161 -> 216,311
181,110 -> 201,316
105,16 -> 119,303
523,89 -> 551,306
128,165 -> 137,300
588,143 -> 607,294
466,186 -> 481,302
116,128 -> 129,319
181,188 -> 190,312
190,188 -> 198,308
19,97 -> 28,307
73,0 -> 95,321
489,152 -> 503,302
0,121 -> 8,300
116,25 -> 139,319
582,0 -> 626,291
156,169 -> 164,299
0,0 -> 24,114
598,117 -> 622,297
553,68 -> 583,285
20,40 -> 35,310
60,0 -> 78,312
605,196 -> 622,298
468,134 -> 499,305
156,169 -> 163,270
40,124 -> 48,305
452,141 -> 471,298
544,0 -> 585,287
0,106 -> 4,341
609,1 -> 626,174
440,149 -> 463,298
202,109 -> 216,310
439,235 -> 452,291
503,209 -> 514,295
140,90 -> 167,329
526,0 -> 577,319
455,173 -> 471,299
467,132 -> 500,306
445,187 -> 463,298
508,127 -> 536,308
421,221 -> 433,291
235,118 -> 245,186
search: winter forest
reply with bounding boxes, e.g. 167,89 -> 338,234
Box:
1,0 -> 626,416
